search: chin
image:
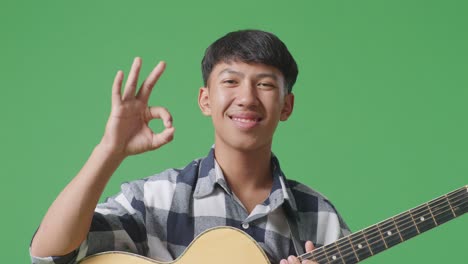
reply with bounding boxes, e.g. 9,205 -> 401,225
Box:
218,134 -> 272,152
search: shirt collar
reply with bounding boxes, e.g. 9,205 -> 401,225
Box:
193,148 -> 298,212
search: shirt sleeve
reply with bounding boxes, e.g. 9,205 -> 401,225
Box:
30,181 -> 148,264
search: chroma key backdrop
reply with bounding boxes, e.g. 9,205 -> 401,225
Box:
0,0 -> 466,263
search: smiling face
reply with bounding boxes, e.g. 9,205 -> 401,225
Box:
198,61 -> 294,152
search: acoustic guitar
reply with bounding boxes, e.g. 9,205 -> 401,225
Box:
80,185 -> 466,264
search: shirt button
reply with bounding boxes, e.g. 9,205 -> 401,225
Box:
242,223 -> 249,229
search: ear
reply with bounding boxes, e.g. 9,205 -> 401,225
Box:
198,87 -> 212,116
280,93 -> 294,121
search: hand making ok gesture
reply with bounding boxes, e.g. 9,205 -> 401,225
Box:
100,57 -> 175,158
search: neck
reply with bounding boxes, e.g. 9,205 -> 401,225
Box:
214,141 -> 273,190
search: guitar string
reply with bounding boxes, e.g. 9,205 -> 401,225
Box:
346,189 -> 467,244
300,192 -> 466,263
302,201 -> 465,264
319,197 -> 466,264
301,192 -> 467,263
299,189 -> 466,263
304,190 -> 467,262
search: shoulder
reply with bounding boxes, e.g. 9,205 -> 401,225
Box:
286,180 -> 339,214
287,180 -> 352,240
287,180 -> 327,199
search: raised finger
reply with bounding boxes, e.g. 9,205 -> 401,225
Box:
122,57 -> 142,100
305,241 -> 315,252
147,106 -> 173,128
112,70 -> 123,105
136,61 -> 166,103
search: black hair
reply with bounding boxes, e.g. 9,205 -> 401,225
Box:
201,30 -> 298,93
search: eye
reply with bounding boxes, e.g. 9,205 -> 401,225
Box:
257,82 -> 275,89
222,79 -> 238,87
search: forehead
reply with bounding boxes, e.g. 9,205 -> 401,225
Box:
209,61 -> 284,81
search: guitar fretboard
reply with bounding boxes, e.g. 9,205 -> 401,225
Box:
299,186 -> 467,264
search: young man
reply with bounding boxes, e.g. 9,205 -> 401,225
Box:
30,30 -> 350,264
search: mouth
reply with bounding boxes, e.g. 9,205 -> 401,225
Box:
228,113 -> 263,129
230,116 -> 262,123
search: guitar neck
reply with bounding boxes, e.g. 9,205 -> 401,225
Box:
299,185 -> 467,264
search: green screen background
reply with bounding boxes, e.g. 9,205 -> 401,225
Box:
1,0 -> 466,263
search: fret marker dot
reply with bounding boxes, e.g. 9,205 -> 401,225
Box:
387,231 -> 392,236
420,216 -> 425,222
332,256 -> 337,260
358,244 -> 363,249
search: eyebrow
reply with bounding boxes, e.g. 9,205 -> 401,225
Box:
256,73 -> 278,81
218,68 -> 278,81
218,69 -> 244,77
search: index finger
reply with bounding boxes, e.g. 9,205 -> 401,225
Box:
305,241 -> 315,252
136,61 -> 166,103
122,57 -> 142,99
147,106 -> 173,128
112,70 -> 124,105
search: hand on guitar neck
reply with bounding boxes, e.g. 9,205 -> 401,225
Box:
280,241 -> 317,264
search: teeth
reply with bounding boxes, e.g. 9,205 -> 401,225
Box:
232,117 -> 257,123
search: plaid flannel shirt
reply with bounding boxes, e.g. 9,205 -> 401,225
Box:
31,148 -> 350,264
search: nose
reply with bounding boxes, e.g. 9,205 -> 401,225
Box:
236,82 -> 259,107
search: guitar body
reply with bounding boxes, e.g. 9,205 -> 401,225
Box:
79,226 -> 270,264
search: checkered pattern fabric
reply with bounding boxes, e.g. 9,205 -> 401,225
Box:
31,148 -> 350,264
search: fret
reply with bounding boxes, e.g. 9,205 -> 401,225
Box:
426,202 -> 438,226
391,217 -> 404,241
334,241 -> 345,263
445,195 -> 457,217
337,238 -> 359,264
363,226 -> 386,254
322,242 -> 344,263
411,204 -> 436,233
394,212 -> 419,241
361,228 -> 373,256
408,209 -> 421,234
309,247 -> 327,264
428,196 -> 454,225
375,224 -> 388,248
340,253 -> 359,264
346,235 -> 360,262
453,197 -> 467,216
378,219 -> 402,248
349,231 -> 372,261
448,188 -> 468,217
